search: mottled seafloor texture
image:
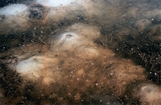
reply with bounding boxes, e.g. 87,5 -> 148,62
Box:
0,0 -> 161,105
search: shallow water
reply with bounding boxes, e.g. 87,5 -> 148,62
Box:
0,0 -> 161,104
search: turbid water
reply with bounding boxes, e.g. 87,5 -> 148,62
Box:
0,0 -> 161,104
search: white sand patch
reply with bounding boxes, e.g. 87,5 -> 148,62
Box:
36,0 -> 76,7
0,4 -> 27,16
